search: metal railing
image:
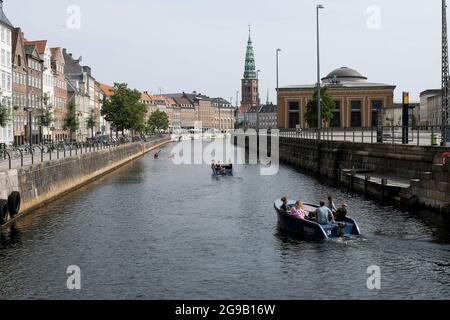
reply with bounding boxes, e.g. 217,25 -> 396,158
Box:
278,126 -> 449,147
0,135 -> 165,170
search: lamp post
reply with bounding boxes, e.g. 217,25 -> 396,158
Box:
316,4 -> 325,140
276,49 -> 281,97
218,99 -> 221,133
256,69 -> 261,131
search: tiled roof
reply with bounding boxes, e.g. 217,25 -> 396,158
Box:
24,40 -> 47,54
260,104 -> 277,113
97,82 -> 115,97
141,92 -> 152,101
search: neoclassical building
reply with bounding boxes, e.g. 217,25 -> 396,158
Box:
277,67 -> 396,129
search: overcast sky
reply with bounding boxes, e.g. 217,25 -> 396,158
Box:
4,0 -> 442,103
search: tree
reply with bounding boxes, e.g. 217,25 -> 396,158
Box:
101,83 -> 146,136
126,103 -> 148,136
40,94 -> 53,127
147,110 -> 169,133
305,86 -> 335,128
63,100 -> 79,142
86,110 -> 97,139
39,94 -> 53,143
0,102 -> 9,128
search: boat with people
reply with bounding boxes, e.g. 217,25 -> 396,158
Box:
211,162 -> 233,176
274,199 -> 361,240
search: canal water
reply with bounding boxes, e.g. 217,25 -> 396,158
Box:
0,141 -> 449,300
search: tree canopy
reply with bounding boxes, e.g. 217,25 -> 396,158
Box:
63,100 -> 79,141
86,110 -> 97,138
147,110 -> 169,133
39,93 -> 53,128
101,83 -> 147,135
305,86 -> 335,128
0,103 -> 9,128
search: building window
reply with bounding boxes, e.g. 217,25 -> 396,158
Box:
289,101 -> 299,111
331,100 -> 341,128
351,100 -> 362,127
371,100 -> 383,127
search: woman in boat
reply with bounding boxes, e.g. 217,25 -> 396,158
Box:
290,201 -> 306,219
280,197 -> 289,212
328,196 -> 338,213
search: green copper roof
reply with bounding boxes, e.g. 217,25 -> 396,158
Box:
243,27 -> 256,79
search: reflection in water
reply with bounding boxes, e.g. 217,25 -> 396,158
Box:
0,141 -> 449,300
0,226 -> 22,248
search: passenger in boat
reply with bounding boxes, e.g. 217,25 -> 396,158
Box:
280,197 -> 289,212
291,201 -> 306,219
314,201 -> 336,225
328,196 -> 338,213
335,204 -> 348,221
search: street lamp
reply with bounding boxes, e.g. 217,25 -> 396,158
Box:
316,4 -> 325,139
257,69 -> 261,131
276,49 -> 282,97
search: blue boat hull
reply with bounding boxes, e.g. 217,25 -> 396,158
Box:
274,201 -> 361,240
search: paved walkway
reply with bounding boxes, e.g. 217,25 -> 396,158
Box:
0,136 -> 168,172
280,130 -> 443,147
0,145 -> 114,172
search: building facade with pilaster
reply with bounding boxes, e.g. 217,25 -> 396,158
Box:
11,27 -> 27,145
24,42 -> 43,144
50,47 -> 68,141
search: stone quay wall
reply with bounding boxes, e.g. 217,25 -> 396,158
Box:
238,133 -> 450,214
278,137 -> 446,180
0,137 -> 170,225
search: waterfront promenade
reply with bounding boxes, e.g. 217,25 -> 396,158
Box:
279,127 -> 445,147
0,136 -> 166,172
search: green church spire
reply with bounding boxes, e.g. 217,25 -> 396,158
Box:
243,25 -> 257,79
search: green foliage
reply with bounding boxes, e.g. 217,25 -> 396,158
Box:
147,110 -> 169,133
86,111 -> 96,130
39,94 -> 53,128
236,120 -> 247,129
101,83 -> 147,135
0,103 -> 9,127
63,100 -> 79,140
305,86 -> 335,128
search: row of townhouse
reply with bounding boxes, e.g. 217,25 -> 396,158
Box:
0,1 -> 111,145
0,1 -> 235,143
162,91 -> 235,131
138,91 -> 235,132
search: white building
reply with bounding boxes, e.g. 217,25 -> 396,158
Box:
26,40 -> 55,141
0,0 -> 13,144
419,89 -> 441,127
